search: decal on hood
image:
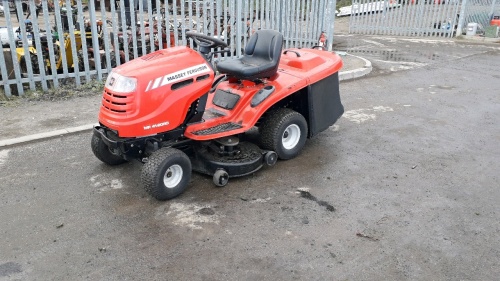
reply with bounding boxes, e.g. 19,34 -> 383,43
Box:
145,63 -> 210,92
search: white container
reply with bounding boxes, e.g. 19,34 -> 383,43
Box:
466,23 -> 478,36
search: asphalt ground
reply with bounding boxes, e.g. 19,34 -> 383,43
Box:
0,33 -> 498,280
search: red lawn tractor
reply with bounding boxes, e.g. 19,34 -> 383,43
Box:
91,30 -> 344,200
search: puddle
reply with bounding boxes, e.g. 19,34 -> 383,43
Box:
0,262 -> 22,277
334,41 -> 440,64
197,207 -> 215,216
414,50 -> 439,61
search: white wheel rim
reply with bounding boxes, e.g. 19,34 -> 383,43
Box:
282,124 -> 301,150
163,164 -> 183,188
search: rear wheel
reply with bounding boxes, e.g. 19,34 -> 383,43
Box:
91,134 -> 127,165
141,148 -> 192,201
259,108 -> 308,160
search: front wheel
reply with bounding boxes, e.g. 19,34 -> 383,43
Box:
91,134 -> 127,165
259,108 -> 308,160
141,148 -> 192,201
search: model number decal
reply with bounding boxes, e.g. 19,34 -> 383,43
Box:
146,64 -> 210,92
144,121 -> 170,130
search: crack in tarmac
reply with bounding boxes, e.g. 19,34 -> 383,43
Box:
298,191 -> 336,212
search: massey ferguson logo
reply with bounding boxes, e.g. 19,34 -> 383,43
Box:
145,64 -> 210,92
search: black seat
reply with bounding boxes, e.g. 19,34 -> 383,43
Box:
216,30 -> 283,80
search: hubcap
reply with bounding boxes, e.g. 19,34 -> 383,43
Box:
163,164 -> 183,188
282,124 -> 301,150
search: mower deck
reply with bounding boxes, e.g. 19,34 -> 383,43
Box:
190,139 -> 266,178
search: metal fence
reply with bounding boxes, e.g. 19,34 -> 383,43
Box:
457,0 -> 500,35
347,0 -> 499,37
0,0 -> 337,97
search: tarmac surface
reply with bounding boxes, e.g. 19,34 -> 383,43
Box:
1,33 -> 499,280
0,53 -> 372,148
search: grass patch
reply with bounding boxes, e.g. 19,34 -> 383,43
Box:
1,79 -> 104,106
337,0 -> 352,10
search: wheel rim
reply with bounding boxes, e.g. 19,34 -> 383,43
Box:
163,164 -> 183,188
282,124 -> 301,150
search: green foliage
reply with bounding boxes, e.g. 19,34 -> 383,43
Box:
336,0 -> 351,10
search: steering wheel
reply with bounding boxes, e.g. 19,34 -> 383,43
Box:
186,31 -> 228,49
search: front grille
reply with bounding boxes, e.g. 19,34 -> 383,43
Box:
101,90 -> 135,114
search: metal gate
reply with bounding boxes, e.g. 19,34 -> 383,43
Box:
347,0 -> 499,37
0,0 -> 337,97
456,0 -> 500,35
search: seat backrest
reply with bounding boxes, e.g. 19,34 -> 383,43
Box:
215,29 -> 283,80
244,30 -> 283,63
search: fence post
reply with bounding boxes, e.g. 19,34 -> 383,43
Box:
490,0 -> 497,17
279,0 -> 284,34
325,0 -> 336,51
456,0 -> 468,36
235,0 -> 243,57
5,1 -> 24,95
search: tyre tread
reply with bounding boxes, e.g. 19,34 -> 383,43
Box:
91,134 -> 127,165
141,148 -> 191,200
259,108 -> 307,160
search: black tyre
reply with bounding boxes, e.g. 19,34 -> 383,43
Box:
264,151 -> 278,166
20,55 -> 40,74
109,52 -> 117,68
141,148 -> 192,201
91,134 -> 127,165
259,108 -> 308,160
101,51 -> 117,69
77,49 -> 87,71
30,53 -> 40,74
19,57 -> 28,74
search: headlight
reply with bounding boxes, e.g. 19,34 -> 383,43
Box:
105,72 -> 137,93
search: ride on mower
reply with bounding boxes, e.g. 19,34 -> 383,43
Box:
91,30 -> 344,200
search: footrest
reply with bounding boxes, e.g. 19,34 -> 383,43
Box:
192,122 -> 242,136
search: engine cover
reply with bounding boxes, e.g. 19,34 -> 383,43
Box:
99,46 -> 215,138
